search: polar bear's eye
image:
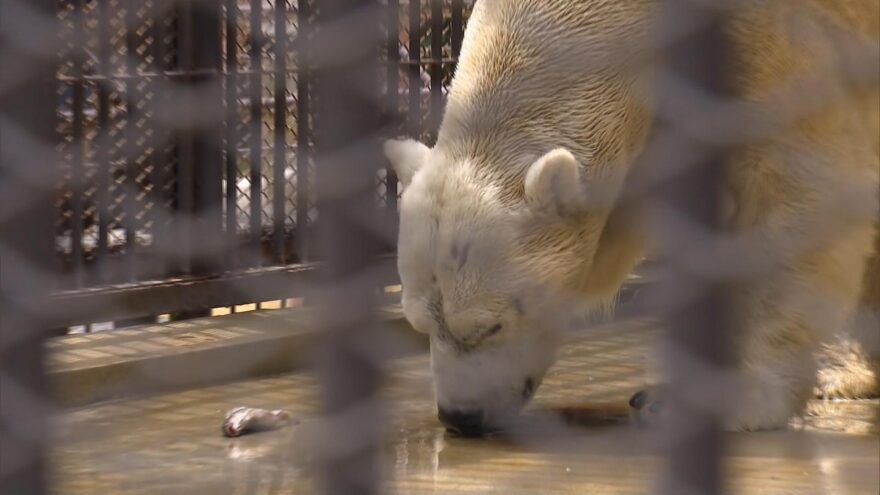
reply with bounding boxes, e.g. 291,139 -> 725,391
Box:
512,298 -> 524,316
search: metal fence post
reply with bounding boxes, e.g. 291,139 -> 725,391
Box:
190,0 -> 224,276
0,1 -> 58,493
170,0 -> 223,320
295,0 -> 313,264
312,1 -> 386,494
655,2 -> 736,495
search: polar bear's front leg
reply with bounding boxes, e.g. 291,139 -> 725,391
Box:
632,225 -> 875,431
631,325 -> 819,431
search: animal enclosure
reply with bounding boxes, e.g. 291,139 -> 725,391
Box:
48,0 -> 475,333
1,1 -> 877,495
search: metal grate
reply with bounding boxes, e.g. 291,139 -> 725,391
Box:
51,0 -> 471,329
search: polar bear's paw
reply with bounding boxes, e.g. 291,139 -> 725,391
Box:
628,384 -> 801,432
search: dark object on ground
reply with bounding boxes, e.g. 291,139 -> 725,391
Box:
549,403 -> 633,427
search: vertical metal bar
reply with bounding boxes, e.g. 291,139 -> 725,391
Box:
149,0 -> 168,280
169,0 -> 222,320
176,0 -> 196,275
225,0 -> 240,270
385,0 -> 399,212
408,0 -> 421,140
191,0 -> 224,277
429,0 -> 443,142
95,0 -> 112,284
295,0 -> 310,262
450,0 -> 463,65
71,0 -> 87,287
124,0 -> 138,281
655,2 -> 734,495
0,2 -> 57,493
273,0 -> 288,264
312,1 -> 385,494
249,0 -> 264,264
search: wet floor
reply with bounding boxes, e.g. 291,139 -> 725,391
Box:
52,320 -> 879,494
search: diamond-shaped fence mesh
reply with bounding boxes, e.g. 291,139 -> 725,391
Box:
50,0 -> 471,320
2,2 -> 878,495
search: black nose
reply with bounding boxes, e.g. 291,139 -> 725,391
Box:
629,390 -> 648,409
438,407 -> 485,437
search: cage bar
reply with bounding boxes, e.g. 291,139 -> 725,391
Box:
225,0 -> 240,271
295,0 -> 311,263
175,0 -> 196,276
273,0 -> 288,264
655,2 -> 736,494
385,0 -> 399,212
124,0 -> 139,281
0,1 -> 58,492
192,1 -> 224,277
95,0 -> 112,284
148,0 -> 169,281
407,0 -> 420,140
248,0 -> 264,263
311,0 -> 386,493
429,0 -> 443,141
71,0 -> 87,288
450,0 -> 463,62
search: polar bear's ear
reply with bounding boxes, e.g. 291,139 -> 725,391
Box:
384,139 -> 430,188
524,148 -> 585,217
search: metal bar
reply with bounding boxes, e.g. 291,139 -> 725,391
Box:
149,0 -> 168,280
190,0 -> 224,279
47,257 -> 400,329
54,61 -> 467,84
96,0 -> 112,283
408,0 -> 421,140
385,0 -> 399,212
655,2 -> 735,495
47,255 -> 645,329
0,1 -> 57,492
450,0 -> 463,65
295,0 -> 310,262
225,0 -> 240,270
71,0 -> 87,288
176,0 -> 196,275
312,1 -> 386,493
124,0 -> 138,281
249,0 -> 264,264
273,0 -> 288,264
429,0 -> 443,142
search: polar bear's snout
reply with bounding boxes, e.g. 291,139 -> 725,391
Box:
436,376 -> 538,437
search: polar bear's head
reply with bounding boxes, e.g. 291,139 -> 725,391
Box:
385,138 -> 607,436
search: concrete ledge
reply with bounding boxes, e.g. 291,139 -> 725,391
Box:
49,299 -> 426,409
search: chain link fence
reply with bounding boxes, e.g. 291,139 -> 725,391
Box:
1,1 -> 878,494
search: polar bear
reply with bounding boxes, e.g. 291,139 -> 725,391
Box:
385,0 -> 879,434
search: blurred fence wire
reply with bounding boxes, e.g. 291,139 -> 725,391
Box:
1,0 -> 878,494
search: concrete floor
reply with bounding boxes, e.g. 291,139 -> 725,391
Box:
51,320 -> 879,494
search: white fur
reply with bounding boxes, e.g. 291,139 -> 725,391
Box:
524,148 -> 586,218
389,0 -> 880,432
384,139 -> 430,187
